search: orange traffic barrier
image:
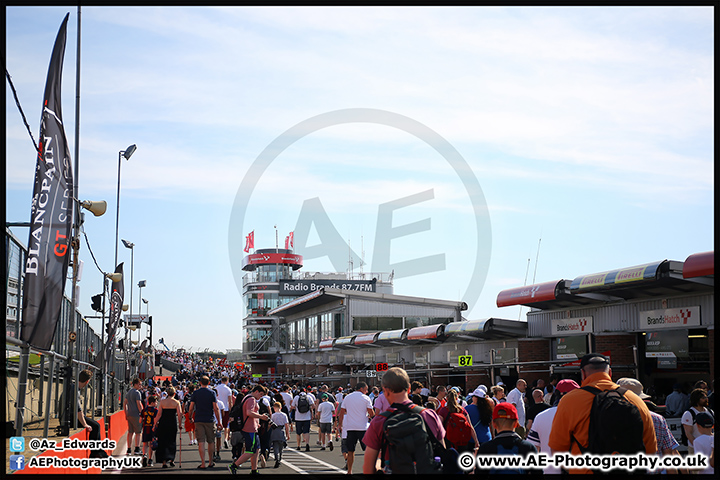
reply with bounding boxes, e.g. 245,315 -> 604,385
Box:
15,427 -> 91,474
108,410 -> 127,447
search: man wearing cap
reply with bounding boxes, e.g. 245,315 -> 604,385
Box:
665,384 -> 689,418
476,402 -> 540,475
527,379 -> 580,474
617,378 -> 684,474
548,354 -> 657,473
692,412 -> 714,475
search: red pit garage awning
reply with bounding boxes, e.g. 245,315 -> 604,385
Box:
406,324 -> 446,344
683,251 -> 714,279
319,338 -> 335,349
496,280 -> 563,308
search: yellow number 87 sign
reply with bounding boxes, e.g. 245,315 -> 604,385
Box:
458,355 -> 473,366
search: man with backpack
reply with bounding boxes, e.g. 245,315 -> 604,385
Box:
291,386 -> 316,451
227,385 -> 271,475
548,353 -> 657,474
362,367 -> 447,474
681,387 -> 714,455
339,382 -> 374,474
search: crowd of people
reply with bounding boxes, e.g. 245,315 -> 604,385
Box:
120,351 -> 714,475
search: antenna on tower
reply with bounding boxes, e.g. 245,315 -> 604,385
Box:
348,239 -> 353,278
519,257 -> 530,321
532,235 -> 542,284
360,235 -> 365,277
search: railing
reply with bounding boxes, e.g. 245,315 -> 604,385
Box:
5,226 -> 129,437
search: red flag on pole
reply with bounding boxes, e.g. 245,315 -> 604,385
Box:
289,231 -> 294,249
244,231 -> 254,253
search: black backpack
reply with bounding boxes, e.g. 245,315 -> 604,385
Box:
297,393 -> 310,414
680,407 -> 714,446
572,386 -> 645,455
379,403 -> 460,474
229,395 -> 251,432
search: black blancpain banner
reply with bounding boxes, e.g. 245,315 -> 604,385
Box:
279,279 -> 377,296
102,263 -> 124,366
21,14 -> 74,351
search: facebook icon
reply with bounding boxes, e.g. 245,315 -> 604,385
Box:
10,455 -> 25,470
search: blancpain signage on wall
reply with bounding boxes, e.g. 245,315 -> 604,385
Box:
639,306 -> 701,330
551,317 -> 593,336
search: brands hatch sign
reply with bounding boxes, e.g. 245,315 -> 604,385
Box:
551,317 -> 593,336
639,306 -> 700,330
229,109 -> 492,311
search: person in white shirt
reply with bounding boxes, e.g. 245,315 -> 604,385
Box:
339,382 -> 374,474
316,394 -> 336,450
526,379 -> 580,474
506,379 -> 527,435
692,412 -> 714,475
215,376 -> 234,449
270,402 -> 290,469
291,388 -> 316,451
681,388 -> 713,455
214,395 -> 226,463
280,385 -> 294,432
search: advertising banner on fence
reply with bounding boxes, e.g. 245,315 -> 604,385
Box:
21,14 -> 74,351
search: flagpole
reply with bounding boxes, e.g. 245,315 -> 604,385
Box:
65,6 -> 83,435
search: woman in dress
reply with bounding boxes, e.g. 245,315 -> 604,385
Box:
153,386 -> 183,468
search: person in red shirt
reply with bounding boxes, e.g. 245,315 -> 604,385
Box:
362,367 -> 445,474
228,385 -> 270,475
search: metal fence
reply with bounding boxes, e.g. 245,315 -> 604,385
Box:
5,226 -> 127,437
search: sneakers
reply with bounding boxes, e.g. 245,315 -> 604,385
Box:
250,470 -> 261,475
320,447 -> 326,451
228,463 -> 238,475
296,446 -> 301,450
134,446 -> 142,455
274,460 -> 280,469
305,444 -> 310,452
126,449 -> 131,456
316,440 -> 322,446
142,456 -> 148,467
328,441 -> 333,451
148,459 -> 154,467
259,453 -> 267,469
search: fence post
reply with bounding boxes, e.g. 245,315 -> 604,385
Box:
43,353 -> 56,438
15,344 -> 31,436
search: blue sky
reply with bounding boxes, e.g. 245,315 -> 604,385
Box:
5,6 -> 714,352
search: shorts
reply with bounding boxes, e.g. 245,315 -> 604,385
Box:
345,430 -> 366,452
319,422 -> 332,434
195,422 -> 216,443
127,416 -> 142,434
184,412 -> 195,432
242,431 -> 260,453
221,410 -> 230,428
295,420 -> 311,435
341,438 -> 348,454
142,429 -> 155,444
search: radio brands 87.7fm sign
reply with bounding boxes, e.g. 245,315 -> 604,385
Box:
229,109 -> 492,310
